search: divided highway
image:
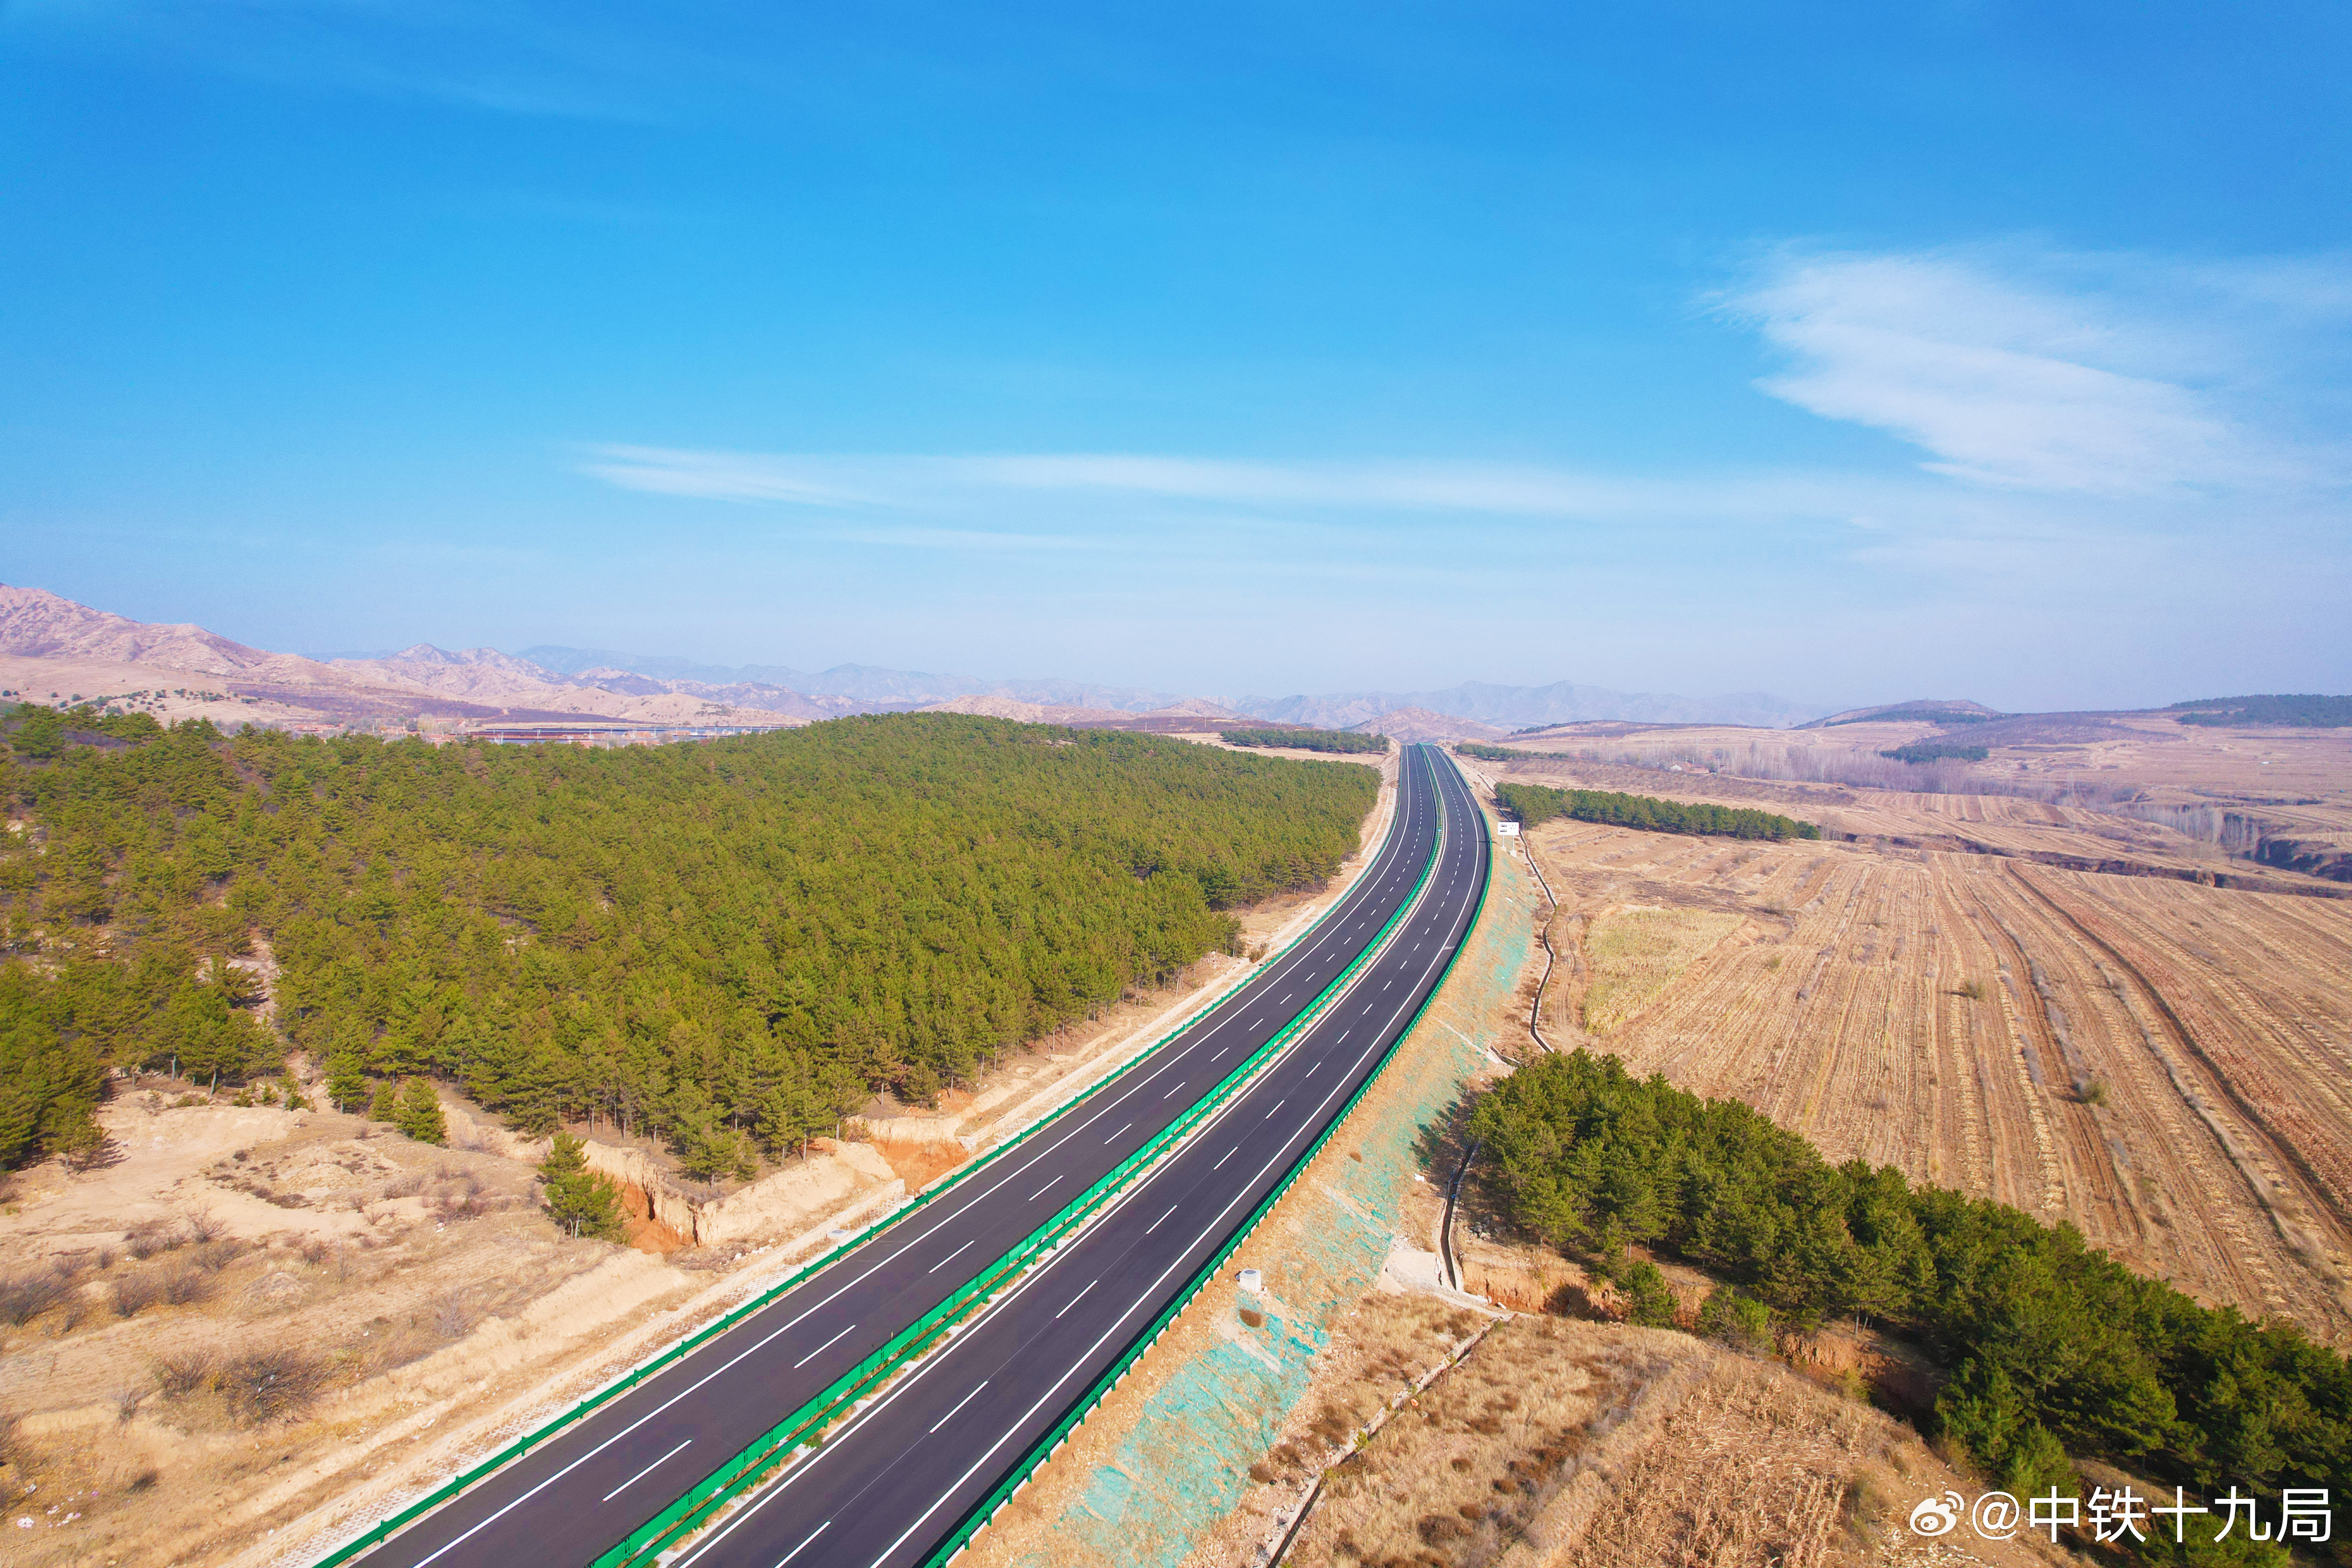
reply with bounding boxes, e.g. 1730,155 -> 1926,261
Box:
354,743 -> 1488,1568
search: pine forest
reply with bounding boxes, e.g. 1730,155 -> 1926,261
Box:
0,710 -> 1376,1176
1496,781 -> 1819,841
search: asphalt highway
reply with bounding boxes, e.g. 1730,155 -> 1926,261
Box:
359,743 -> 1482,1568
663,744 -> 1489,1568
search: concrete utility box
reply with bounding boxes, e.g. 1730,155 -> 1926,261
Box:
1238,1268 -> 1264,1294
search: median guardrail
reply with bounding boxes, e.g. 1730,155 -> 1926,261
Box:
591,755 -> 1452,1568
306,766 -> 1417,1568
921,750 -> 1495,1568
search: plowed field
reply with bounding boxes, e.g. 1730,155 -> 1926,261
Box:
1513,812 -> 2352,1342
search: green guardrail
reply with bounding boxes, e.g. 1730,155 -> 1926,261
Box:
589,756 -> 1452,1568
308,772 -> 1424,1568
922,749 -> 1495,1568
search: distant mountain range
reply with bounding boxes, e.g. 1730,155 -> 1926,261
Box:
1239,680 -> 1830,732
1,584 -> 1832,736
494,648 -> 1831,730
515,646 -> 1187,713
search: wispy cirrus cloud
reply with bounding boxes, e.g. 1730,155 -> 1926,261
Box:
576,239 -> 2352,652
582,443 -> 1949,527
1718,244 -> 2352,495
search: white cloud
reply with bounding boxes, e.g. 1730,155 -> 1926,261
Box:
1721,246 -> 2349,495
573,242 -> 2351,671
581,443 -> 1944,527
580,445 -> 876,506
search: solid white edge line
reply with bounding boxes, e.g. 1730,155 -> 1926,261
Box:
808,760 -> 1481,1568
660,754 -> 1473,1568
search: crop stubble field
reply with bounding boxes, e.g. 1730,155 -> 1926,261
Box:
1486,745 -> 2352,1344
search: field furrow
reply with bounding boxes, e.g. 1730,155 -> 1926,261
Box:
1520,812 -> 2352,1342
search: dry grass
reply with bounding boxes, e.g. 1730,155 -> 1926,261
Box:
0,1098 -> 639,1568
1287,1313 -> 1667,1567
1578,906 -> 1743,1035
1516,786 -> 2352,1341
0,1267 -> 72,1325
215,1345 -> 331,1426
1274,1308 -> 2055,1568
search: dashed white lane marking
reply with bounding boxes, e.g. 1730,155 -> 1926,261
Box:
791,1323 -> 857,1369
1145,1204 -> 1179,1234
1104,1121 -> 1134,1144
1030,1174 -> 1063,1201
669,792 -> 1459,1568
775,1520 -> 830,1565
926,1239 -> 975,1274
600,1439 -> 692,1504
1055,1279 -> 1098,1319
928,1381 -> 989,1433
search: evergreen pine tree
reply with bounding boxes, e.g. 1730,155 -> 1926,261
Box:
367,1079 -> 396,1121
325,1041 -> 368,1115
393,1076 -> 446,1144
538,1131 -> 625,1240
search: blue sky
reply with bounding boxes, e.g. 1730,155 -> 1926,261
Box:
3,2 -> 2347,709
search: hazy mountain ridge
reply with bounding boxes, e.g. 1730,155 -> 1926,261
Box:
0,584 -> 340,686
517,646 -> 1184,712
1343,706 -> 1507,743
1240,680 -> 1829,731
4,586 -> 1831,737
1804,697 -> 2006,729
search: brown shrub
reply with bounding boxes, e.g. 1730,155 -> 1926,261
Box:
218,1347 -> 328,1426
190,1237 -> 247,1272
156,1262 -> 217,1306
125,1219 -> 186,1260
430,1290 -> 475,1339
0,1270 -> 68,1326
154,1348 -> 217,1398
112,1271 -> 164,1317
